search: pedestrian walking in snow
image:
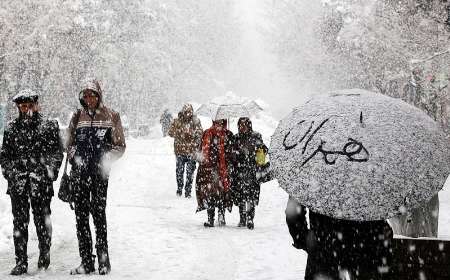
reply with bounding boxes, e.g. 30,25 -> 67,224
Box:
66,79 -> 126,275
231,117 -> 268,230
285,196 -> 394,280
168,104 -> 203,198
196,119 -> 234,227
160,109 -> 173,137
0,89 -> 64,275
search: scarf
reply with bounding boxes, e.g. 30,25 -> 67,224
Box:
201,122 -> 230,192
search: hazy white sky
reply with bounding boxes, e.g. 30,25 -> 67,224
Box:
228,0 -> 306,118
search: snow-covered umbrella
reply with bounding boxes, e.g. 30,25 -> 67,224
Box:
270,89 -> 450,221
196,92 -> 263,120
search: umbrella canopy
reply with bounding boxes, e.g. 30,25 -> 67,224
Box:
196,92 -> 263,120
270,89 -> 450,221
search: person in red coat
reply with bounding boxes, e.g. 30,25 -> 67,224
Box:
196,119 -> 234,227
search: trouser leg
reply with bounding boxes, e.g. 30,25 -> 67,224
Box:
247,201 -> 255,222
246,201 -> 255,229
207,207 -> 215,225
218,202 -> 225,225
238,203 -> 246,226
30,195 -> 52,257
184,158 -> 196,195
175,156 -> 186,194
91,177 -> 109,267
10,194 -> 30,266
73,178 -> 94,266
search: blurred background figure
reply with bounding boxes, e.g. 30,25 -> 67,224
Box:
160,109 -> 173,137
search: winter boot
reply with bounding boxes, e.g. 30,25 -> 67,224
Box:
98,251 -> 111,275
204,209 -> 215,227
203,221 -> 214,227
37,251 -> 50,270
185,192 -> 191,198
10,262 -> 27,276
176,189 -> 182,197
247,219 -> 254,230
70,256 -> 95,275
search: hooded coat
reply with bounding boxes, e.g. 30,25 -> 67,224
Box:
168,104 -> 203,156
66,80 -> 126,177
231,122 -> 267,206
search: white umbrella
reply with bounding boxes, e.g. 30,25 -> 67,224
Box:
196,92 -> 263,120
270,89 -> 450,221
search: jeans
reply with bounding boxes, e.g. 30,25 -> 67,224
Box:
176,155 -> 197,195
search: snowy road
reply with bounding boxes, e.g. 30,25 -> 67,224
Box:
0,138 -> 306,279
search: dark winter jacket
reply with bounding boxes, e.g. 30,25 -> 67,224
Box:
231,130 -> 267,205
168,104 -> 203,156
66,81 -> 126,177
285,196 -> 394,280
0,113 -> 64,196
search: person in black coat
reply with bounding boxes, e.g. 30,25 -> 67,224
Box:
231,117 -> 268,229
0,89 -> 64,275
285,196 -> 394,280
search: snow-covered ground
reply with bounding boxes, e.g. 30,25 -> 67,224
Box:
1,119 -> 450,279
